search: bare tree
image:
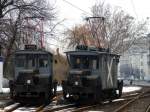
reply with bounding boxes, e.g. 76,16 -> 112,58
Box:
91,2 -> 148,54
65,2 -> 148,54
0,0 -> 56,78
64,24 -> 91,48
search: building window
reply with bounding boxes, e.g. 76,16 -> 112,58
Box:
141,62 -> 143,66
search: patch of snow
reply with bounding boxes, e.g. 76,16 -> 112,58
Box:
122,86 -> 141,93
133,80 -> 150,86
1,88 -> 10,93
57,86 -> 62,92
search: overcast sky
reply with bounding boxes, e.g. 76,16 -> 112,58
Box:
55,0 -> 150,27
48,0 -> 150,50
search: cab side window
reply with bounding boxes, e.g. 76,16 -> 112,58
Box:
39,59 -> 48,67
39,54 -> 49,68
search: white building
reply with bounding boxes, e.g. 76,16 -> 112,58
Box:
119,37 -> 150,80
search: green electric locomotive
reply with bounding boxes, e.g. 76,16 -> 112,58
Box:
62,45 -> 123,102
9,45 -> 57,104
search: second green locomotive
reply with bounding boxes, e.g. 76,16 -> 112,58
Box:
62,45 -> 123,102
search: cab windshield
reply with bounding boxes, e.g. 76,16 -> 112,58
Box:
15,54 -> 49,69
69,55 -> 99,69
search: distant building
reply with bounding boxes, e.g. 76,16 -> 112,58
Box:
119,36 -> 150,80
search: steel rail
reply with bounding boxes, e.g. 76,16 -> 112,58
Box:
35,105 -> 45,112
145,104 -> 150,112
71,104 -> 98,112
113,90 -> 150,112
121,93 -> 139,99
43,104 -> 75,112
4,103 -> 21,112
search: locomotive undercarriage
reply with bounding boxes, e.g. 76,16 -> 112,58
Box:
10,81 -> 53,104
9,73 -> 55,104
62,45 -> 123,103
62,79 -> 123,102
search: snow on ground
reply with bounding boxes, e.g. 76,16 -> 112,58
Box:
1,88 -> 10,93
122,80 -> 150,93
57,86 -> 62,92
122,86 -> 142,93
122,79 -> 150,93
0,80 -> 149,94
123,79 -> 150,86
1,86 -> 62,94
58,85 -> 143,93
133,80 -> 150,86
59,85 -> 143,93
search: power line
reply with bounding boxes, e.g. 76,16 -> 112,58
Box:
130,0 -> 138,19
62,0 -> 92,16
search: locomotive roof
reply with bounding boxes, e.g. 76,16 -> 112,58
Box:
65,50 -> 120,57
15,49 -> 53,55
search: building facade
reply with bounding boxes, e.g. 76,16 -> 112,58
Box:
119,37 -> 150,80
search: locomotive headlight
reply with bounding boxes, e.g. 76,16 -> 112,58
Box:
27,80 -> 31,84
75,81 -> 79,85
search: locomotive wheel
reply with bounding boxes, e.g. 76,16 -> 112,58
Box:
94,78 -> 102,103
10,90 -> 14,99
39,92 -> 50,105
108,89 -> 117,102
118,80 -> 123,97
12,94 -> 20,102
9,80 -> 14,99
45,89 -> 52,105
45,93 -> 51,105
94,93 -> 101,104
94,86 -> 101,104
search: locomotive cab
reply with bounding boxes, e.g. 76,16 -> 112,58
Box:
62,45 -> 123,102
9,45 -> 55,104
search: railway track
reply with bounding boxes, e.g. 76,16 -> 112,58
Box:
43,103 -> 76,112
0,96 -> 10,100
43,95 -> 135,112
77,87 -> 150,112
145,104 -> 150,112
0,92 -> 64,112
0,93 -> 146,112
113,89 -> 150,112
3,103 -> 21,112
2,103 -> 45,112
1,87 -> 149,112
49,97 -> 137,112
0,91 -> 62,112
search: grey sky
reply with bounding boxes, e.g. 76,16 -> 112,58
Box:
56,0 -> 150,27
47,0 -> 150,50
